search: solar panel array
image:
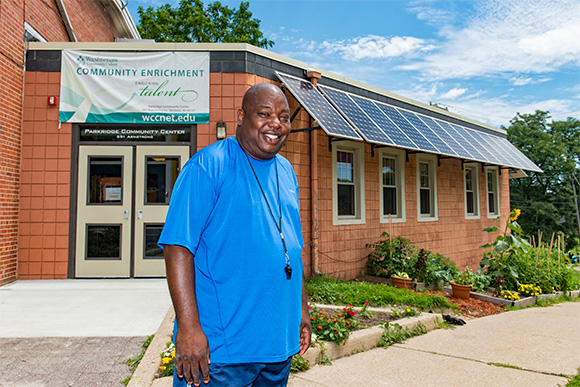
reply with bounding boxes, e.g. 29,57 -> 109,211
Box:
275,72 -> 361,141
276,72 -> 541,172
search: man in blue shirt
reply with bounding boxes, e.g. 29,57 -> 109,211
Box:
159,83 -> 311,386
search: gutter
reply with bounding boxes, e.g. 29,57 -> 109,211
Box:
54,0 -> 77,42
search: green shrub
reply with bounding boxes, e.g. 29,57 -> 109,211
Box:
366,233 -> 414,277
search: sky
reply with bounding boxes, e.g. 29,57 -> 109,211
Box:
126,0 -> 580,128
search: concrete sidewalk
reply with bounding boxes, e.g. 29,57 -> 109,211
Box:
289,302 -> 580,387
0,279 -> 171,386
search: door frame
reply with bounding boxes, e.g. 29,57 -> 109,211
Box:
68,123 -> 195,278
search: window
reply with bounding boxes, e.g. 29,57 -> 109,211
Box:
416,155 -> 438,221
486,167 -> 500,217
464,164 -> 480,218
379,148 -> 405,223
333,142 -> 365,225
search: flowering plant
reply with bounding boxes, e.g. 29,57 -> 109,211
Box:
518,283 -> 542,297
390,306 -> 418,319
342,304 -> 356,318
500,289 -> 520,301
158,341 -> 175,377
360,301 -> 376,318
309,305 -> 357,344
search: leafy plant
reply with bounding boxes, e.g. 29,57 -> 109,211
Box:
122,334 -> 154,386
452,267 -> 476,286
290,354 -> 310,372
415,248 -> 428,282
158,340 -> 175,378
309,304 -> 356,344
366,233 -> 414,278
480,209 -> 577,293
390,307 -> 419,319
377,322 -> 428,348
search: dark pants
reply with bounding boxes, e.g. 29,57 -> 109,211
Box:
173,357 -> 293,387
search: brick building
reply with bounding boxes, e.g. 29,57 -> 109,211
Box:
0,0 -> 139,285
10,41 -> 539,284
1,5 -> 539,285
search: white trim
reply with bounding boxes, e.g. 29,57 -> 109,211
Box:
416,154 -> 438,222
379,147 -> 406,223
24,22 -> 48,42
486,166 -> 500,218
332,141 -> 366,226
464,163 -> 480,219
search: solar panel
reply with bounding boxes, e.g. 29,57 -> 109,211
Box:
316,85 -> 395,145
419,116 -> 473,160
443,122 -> 491,163
494,137 -> 542,172
462,127 -> 503,165
397,109 -> 457,157
275,72 -> 361,141
348,94 -> 420,149
375,103 -> 439,153
481,133 -> 523,169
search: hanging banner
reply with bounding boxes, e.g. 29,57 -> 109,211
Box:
59,50 -> 209,124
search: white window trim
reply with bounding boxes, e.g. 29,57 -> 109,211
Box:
464,163 -> 480,219
486,166 -> 500,218
416,154 -> 438,222
379,148 -> 406,224
24,22 -> 48,42
332,141 -> 366,225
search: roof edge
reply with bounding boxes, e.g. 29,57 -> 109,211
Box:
26,41 -> 503,134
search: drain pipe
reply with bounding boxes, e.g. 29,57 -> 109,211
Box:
55,0 -> 77,42
307,69 -> 321,276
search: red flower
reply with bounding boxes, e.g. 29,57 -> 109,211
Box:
317,325 -> 323,330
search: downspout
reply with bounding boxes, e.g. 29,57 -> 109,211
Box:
55,0 -> 77,42
307,69 -> 321,276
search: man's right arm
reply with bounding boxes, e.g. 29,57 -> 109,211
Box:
164,244 -> 210,386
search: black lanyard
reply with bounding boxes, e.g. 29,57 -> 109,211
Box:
242,149 -> 292,280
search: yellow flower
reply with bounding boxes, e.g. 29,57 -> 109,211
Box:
509,208 -> 521,221
162,357 -> 172,365
159,366 -> 166,370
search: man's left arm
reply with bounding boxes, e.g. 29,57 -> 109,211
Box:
298,279 -> 312,356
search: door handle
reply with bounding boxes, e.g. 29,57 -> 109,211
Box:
123,210 -> 129,220
138,209 -> 143,219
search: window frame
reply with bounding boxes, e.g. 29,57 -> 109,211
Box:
332,141 -> 365,225
416,154 -> 438,222
463,163 -> 480,219
486,166 -> 500,218
379,148 -> 406,223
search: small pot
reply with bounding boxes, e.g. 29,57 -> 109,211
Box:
450,282 -> 472,299
391,275 -> 412,289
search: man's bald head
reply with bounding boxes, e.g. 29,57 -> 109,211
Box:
236,83 -> 291,160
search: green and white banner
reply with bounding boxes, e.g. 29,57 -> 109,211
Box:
59,50 -> 209,124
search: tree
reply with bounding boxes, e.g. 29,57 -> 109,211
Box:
137,0 -> 274,48
505,110 -> 580,249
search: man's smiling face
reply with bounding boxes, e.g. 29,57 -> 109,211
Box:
236,84 -> 291,160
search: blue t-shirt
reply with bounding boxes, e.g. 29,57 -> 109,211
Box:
158,136 -> 304,363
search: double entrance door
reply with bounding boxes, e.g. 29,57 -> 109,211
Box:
75,145 -> 190,277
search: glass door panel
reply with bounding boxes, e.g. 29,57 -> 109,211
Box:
134,146 -> 190,277
76,146 -> 133,277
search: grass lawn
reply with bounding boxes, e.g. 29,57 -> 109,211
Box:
305,275 -> 453,311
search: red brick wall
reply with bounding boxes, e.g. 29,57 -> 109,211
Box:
0,0 -> 25,286
16,63 -> 509,281
313,132 -> 509,279
24,0 -> 121,42
1,1 -> 125,285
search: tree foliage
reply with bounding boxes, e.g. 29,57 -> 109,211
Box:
137,0 -> 274,48
505,110 -> 580,249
